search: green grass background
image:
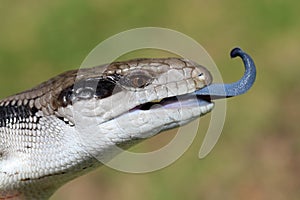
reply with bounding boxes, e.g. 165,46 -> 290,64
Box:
1,0 -> 300,199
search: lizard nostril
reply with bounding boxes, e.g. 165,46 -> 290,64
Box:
195,65 -> 213,86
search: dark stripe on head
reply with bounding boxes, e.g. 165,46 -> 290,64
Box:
57,75 -> 122,107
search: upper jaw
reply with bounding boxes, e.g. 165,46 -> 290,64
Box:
62,83 -> 214,124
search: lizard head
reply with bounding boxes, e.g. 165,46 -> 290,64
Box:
56,57 -> 214,144
54,47 -> 256,148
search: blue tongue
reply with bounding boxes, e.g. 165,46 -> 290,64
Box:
194,48 -> 256,99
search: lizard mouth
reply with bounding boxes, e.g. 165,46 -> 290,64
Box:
132,93 -> 213,111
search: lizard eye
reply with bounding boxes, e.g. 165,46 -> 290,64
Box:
120,70 -> 153,88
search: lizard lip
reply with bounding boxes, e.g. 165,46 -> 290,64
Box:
133,94 -> 213,111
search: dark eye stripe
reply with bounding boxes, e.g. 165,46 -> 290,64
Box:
95,79 -> 121,99
58,76 -> 122,107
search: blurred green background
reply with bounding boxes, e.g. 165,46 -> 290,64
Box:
1,0 -> 300,199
